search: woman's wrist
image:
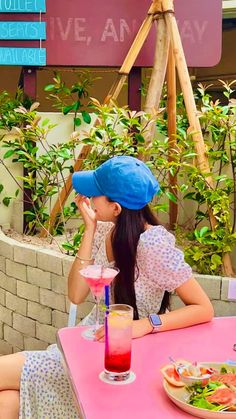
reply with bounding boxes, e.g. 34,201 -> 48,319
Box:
75,254 -> 93,264
74,226 -> 96,265
132,318 -> 153,338
84,223 -> 97,235
144,318 -> 154,334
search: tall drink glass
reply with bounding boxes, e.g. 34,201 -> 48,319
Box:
104,304 -> 133,382
79,265 -> 119,340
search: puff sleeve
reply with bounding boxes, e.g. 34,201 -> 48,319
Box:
137,226 -> 192,292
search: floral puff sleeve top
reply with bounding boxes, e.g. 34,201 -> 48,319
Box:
135,225 -> 193,317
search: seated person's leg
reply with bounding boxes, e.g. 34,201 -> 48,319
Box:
0,390 -> 19,419
0,353 -> 24,419
0,347 -> 79,418
0,353 -> 25,390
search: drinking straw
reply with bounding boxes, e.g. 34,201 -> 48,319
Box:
105,285 -> 109,348
105,285 -> 109,308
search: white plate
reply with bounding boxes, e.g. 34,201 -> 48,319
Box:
163,362 -> 236,419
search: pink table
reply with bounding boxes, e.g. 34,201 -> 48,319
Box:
57,317 -> 236,419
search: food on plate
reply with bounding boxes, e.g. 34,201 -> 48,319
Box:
160,364 -> 185,387
210,372 -> 236,387
206,387 -> 236,406
188,382 -> 236,412
162,361 -> 236,412
186,364 -> 236,412
177,363 -> 214,386
160,359 -> 213,387
180,365 -> 213,378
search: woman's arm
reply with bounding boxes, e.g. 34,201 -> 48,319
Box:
95,277 -> 214,341
68,195 -> 97,304
132,277 -> 214,338
68,227 -> 95,304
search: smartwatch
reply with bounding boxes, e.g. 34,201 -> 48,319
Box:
148,313 -> 162,333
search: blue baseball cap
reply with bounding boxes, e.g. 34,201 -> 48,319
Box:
72,156 -> 160,210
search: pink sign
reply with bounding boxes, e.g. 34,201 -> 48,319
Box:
0,0 -> 222,67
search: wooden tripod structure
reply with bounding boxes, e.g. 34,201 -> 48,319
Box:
40,0 -> 234,276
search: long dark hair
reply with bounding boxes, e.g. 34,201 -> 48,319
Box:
110,204 -> 170,320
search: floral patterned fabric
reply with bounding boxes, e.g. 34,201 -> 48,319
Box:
19,222 -> 192,418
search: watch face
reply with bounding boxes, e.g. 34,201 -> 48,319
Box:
150,314 -> 162,327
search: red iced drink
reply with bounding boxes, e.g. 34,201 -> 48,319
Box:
104,304 -> 133,381
105,350 -> 131,373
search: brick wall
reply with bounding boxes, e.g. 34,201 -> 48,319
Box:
0,230 -> 93,354
171,273 -> 236,315
0,230 -> 235,355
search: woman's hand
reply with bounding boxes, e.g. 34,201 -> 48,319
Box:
74,194 -> 97,231
95,326 -> 105,342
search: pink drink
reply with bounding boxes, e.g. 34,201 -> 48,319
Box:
80,265 -> 119,341
104,304 -> 133,381
80,266 -> 117,298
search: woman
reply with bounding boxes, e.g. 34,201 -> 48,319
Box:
0,156 -> 214,419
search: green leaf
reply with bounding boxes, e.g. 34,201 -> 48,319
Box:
184,152 -> 197,158
199,226 -> 209,237
72,101 -> 81,112
95,130 -> 103,139
180,184 -> 188,193
44,84 -> 55,92
165,191 -> 177,203
42,118 -> 50,127
0,184 -> 3,194
61,243 -> 75,251
211,254 -> 222,266
62,105 -> 74,115
57,149 -> 71,159
82,111 -> 91,124
71,86 -> 79,93
194,229 -> 200,239
135,133 -> 145,143
3,197 -> 11,207
74,117 -> 82,127
183,192 -> 196,200
3,149 -> 15,159
82,138 -> 94,144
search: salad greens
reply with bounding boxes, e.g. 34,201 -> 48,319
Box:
187,382 -> 226,412
220,365 -> 236,374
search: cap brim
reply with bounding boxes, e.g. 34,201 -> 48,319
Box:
72,170 -> 102,197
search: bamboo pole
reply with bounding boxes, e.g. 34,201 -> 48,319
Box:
166,45 -> 178,229
143,17 -> 170,147
163,2 -> 213,183
162,0 -> 234,276
104,0 -> 161,103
